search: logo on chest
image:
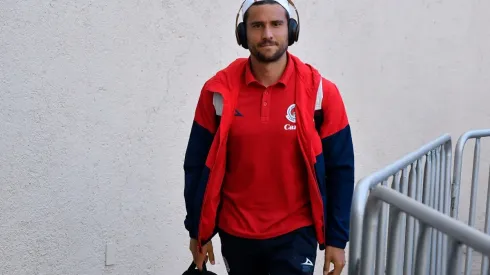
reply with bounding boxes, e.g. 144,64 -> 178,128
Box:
284,103 -> 296,130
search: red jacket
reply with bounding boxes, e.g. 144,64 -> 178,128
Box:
183,53 -> 355,252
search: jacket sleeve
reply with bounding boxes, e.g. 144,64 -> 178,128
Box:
183,85 -> 218,239
317,78 -> 355,249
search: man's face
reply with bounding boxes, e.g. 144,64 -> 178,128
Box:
245,4 -> 289,63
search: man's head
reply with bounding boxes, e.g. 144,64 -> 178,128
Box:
242,0 -> 291,63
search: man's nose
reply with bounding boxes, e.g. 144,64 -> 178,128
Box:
262,25 -> 273,39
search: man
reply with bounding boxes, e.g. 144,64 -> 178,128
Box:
183,0 -> 355,274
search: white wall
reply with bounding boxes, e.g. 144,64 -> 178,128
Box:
1,0 -> 489,274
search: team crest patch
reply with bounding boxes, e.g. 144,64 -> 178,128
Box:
286,104 -> 296,123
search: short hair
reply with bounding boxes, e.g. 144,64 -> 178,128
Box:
243,0 -> 291,25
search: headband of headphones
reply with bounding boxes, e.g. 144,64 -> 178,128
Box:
235,0 -> 300,34
242,0 -> 291,16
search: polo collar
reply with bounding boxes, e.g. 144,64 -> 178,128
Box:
244,52 -> 294,86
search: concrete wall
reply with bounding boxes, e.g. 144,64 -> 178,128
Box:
1,0 -> 489,274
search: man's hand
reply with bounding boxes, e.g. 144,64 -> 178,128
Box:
189,238 -> 215,271
323,246 -> 346,275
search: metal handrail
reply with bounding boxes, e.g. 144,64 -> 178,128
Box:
348,134 -> 452,275
450,129 -> 490,275
361,185 -> 490,275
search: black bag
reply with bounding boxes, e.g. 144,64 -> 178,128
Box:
182,262 -> 218,275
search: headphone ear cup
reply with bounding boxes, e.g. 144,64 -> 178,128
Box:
288,18 -> 299,46
236,22 -> 249,49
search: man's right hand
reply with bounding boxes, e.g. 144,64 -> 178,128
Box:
189,238 -> 215,271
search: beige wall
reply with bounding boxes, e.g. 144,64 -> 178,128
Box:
1,0 -> 489,274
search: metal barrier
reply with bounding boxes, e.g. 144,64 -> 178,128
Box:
349,134 -> 453,275
360,185 -> 490,275
450,129 -> 490,275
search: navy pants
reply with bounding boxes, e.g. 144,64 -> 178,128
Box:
218,226 -> 318,275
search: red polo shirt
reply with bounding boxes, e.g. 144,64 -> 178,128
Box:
217,54 -> 313,239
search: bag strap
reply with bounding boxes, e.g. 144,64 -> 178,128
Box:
187,262 -> 208,272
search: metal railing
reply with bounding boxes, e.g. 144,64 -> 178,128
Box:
450,129 -> 490,275
349,134 -> 453,275
360,185 -> 490,275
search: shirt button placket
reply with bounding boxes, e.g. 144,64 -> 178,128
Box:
261,88 -> 271,122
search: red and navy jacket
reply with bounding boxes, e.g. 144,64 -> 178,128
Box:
183,53 -> 355,252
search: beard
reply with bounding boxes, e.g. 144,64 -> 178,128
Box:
249,40 -> 288,63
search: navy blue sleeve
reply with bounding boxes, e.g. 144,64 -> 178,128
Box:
183,89 -> 218,239
321,125 -> 355,249
318,78 -> 355,249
